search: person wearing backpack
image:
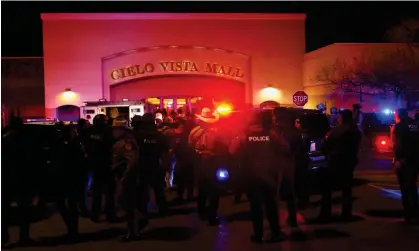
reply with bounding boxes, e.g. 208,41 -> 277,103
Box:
189,107 -> 227,226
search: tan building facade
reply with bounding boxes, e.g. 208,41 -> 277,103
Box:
41,13 -> 306,118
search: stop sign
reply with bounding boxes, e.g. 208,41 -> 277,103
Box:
293,91 -> 308,107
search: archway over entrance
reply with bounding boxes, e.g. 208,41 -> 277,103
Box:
56,105 -> 80,122
110,75 -> 246,106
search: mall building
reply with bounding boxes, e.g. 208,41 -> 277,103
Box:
41,13 -> 306,118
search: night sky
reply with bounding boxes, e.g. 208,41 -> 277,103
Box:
2,1 -> 419,57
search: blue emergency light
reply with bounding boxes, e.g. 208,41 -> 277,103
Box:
216,168 -> 230,182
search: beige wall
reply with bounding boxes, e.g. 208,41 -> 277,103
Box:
303,43 -> 410,112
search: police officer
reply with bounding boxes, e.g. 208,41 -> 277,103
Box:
320,109 -> 361,221
189,107 -> 227,226
172,115 -> 195,201
86,114 -> 117,222
273,107 -> 300,228
76,118 -> 90,217
52,125 -> 85,239
293,117 -> 310,210
329,107 -> 339,127
2,117 -> 39,246
230,110 -> 290,243
133,113 -> 170,216
392,109 -> 419,224
112,126 -> 141,241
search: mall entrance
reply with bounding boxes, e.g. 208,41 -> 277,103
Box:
109,75 -> 246,112
145,96 -> 202,113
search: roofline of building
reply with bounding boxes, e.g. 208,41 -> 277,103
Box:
304,42 -> 412,60
41,13 -> 306,21
1,57 -> 43,59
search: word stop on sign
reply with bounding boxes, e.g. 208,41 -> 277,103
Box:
294,96 -> 308,102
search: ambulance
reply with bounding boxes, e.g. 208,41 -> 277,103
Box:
80,99 -> 150,125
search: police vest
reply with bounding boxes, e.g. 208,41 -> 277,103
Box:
136,131 -> 162,163
242,130 -> 281,174
394,120 -> 419,162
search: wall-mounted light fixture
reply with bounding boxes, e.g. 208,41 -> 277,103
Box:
60,88 -> 77,103
259,86 -> 282,103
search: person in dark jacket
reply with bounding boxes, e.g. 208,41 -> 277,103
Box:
230,110 -> 291,243
76,118 -> 90,217
189,107 -> 228,226
133,114 -> 170,216
172,115 -> 196,201
51,125 -> 85,238
2,117 -> 39,247
112,126 -> 142,241
392,109 -> 419,224
320,109 -> 362,221
273,107 -> 300,228
86,114 -> 117,222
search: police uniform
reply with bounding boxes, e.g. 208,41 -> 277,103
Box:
320,110 -> 361,220
229,111 -> 290,243
392,111 -> 419,223
158,123 -> 175,188
133,114 -> 170,215
112,131 -> 141,240
172,118 -> 195,201
52,126 -> 86,238
86,115 -> 117,222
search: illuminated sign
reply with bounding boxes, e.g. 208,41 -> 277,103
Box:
110,61 -> 245,81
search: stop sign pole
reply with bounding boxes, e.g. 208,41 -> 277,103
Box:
293,91 -> 308,107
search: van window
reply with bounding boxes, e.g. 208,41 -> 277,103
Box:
84,109 -> 96,114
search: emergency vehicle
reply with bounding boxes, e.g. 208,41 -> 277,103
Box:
80,100 -> 149,124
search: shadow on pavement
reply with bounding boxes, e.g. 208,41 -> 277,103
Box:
305,214 -> 365,225
8,204 -> 55,226
305,228 -> 351,240
310,196 -> 359,207
225,211 -> 251,222
364,209 -> 404,218
142,226 -> 197,241
352,178 -> 369,187
22,228 -> 126,247
148,206 -> 197,219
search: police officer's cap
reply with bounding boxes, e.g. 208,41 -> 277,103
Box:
142,113 -> 155,124
93,114 -> 107,125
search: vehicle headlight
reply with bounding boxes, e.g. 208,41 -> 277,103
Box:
216,168 -> 230,182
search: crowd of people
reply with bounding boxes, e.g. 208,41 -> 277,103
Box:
2,105 -> 418,247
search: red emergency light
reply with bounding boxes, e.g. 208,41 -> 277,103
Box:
375,135 -> 392,153
216,103 -> 233,116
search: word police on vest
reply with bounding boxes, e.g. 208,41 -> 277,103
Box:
144,139 -> 157,144
248,136 -> 270,142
